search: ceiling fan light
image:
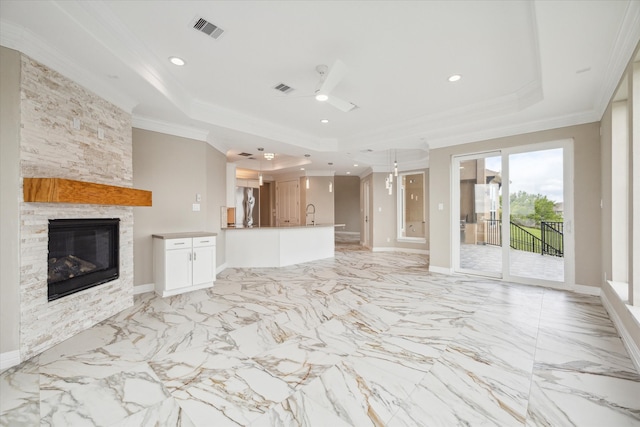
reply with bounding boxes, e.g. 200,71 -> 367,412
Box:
315,93 -> 329,102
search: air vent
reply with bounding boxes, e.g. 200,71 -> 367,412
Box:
192,17 -> 225,40
238,152 -> 252,157
273,83 -> 294,94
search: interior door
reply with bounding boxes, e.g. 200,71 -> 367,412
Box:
276,180 -> 299,226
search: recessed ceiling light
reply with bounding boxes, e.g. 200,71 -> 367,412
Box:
448,74 -> 462,82
300,167 -> 305,171
169,56 -> 186,66
346,171 -> 351,175
353,164 -> 358,167
320,119 -> 329,124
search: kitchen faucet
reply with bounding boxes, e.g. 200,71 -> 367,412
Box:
306,203 -> 316,225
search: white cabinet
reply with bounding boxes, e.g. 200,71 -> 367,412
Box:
153,233 -> 217,297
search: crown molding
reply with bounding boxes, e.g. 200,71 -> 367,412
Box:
132,115 -> 208,141
189,99 -> 338,153
0,19 -> 136,112
594,0 -> 640,117
427,109 -> 600,150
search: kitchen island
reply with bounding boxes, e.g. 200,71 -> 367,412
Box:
224,224 -> 339,268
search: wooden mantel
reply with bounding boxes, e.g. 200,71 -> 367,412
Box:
23,178 -> 152,207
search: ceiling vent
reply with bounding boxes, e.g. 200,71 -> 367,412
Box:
238,152 -> 253,157
273,83 -> 294,94
192,17 -> 225,40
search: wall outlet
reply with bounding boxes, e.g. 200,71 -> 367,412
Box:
72,117 -> 80,130
97,128 -> 104,140
192,203 -> 200,212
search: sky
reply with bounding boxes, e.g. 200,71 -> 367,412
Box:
484,148 -> 564,203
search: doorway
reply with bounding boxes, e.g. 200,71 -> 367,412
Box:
453,140 -> 574,286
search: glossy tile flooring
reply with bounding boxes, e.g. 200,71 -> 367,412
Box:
2,241 -> 639,426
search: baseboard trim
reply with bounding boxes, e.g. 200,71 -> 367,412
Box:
600,289 -> 640,374
429,265 -> 453,275
0,350 -> 21,372
371,247 -> 429,255
133,283 -> 154,295
335,231 -> 360,236
216,263 -> 227,274
570,283 -> 601,296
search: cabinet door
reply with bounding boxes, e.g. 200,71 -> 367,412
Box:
165,248 -> 192,290
192,245 -> 215,285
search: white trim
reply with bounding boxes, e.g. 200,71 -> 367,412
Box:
601,289 -> 640,375
0,350 -> 21,372
133,283 -> 154,295
429,265 -> 453,275
570,283 -> 601,296
335,231 -> 360,236
133,116 -> 209,142
216,263 -> 228,275
371,247 -> 429,255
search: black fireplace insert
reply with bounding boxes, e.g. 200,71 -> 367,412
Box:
48,218 -> 119,301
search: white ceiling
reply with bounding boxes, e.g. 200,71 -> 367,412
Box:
1,1 -> 639,177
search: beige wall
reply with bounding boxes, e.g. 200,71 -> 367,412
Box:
132,129 -> 226,286
302,176 -> 335,225
0,47 -> 22,356
334,176 -> 360,233
429,122 -> 602,287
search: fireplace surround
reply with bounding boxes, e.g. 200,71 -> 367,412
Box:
48,218 -> 120,301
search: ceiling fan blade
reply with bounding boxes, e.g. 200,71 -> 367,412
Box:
327,95 -> 357,112
319,59 -> 348,94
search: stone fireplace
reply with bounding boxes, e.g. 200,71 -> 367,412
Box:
19,54 -> 134,359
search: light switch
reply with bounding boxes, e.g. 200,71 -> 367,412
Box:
192,203 -> 200,212
196,193 -> 202,202
438,203 -> 444,211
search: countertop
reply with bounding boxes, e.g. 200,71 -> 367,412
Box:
152,232 -> 218,239
224,224 -> 345,230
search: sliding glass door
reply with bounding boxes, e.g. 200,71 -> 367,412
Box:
453,140 -> 574,286
506,148 -> 566,282
454,152 -> 503,278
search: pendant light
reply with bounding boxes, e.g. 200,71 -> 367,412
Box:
328,162 -> 334,193
394,150 -> 398,177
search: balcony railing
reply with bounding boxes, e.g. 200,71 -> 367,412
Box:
483,220 -> 563,257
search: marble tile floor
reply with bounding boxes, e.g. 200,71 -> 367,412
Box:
2,242 -> 639,426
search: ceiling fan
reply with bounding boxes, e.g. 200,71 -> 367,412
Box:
313,60 -> 357,112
